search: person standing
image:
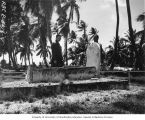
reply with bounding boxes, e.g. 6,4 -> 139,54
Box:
51,35 -> 64,67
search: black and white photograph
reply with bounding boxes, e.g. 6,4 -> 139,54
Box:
0,0 -> 145,119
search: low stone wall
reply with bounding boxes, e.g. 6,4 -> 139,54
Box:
0,79 -> 129,101
26,66 -> 96,83
128,71 -> 145,83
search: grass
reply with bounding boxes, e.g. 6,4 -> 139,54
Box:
5,102 -> 11,109
32,106 -> 40,114
42,97 -> 48,105
48,99 -> 126,114
88,105 -> 127,114
0,81 -> 144,114
112,91 -> 145,114
28,96 -> 36,103
0,92 -> 145,114
49,101 -> 88,114
0,101 -> 3,104
6,90 -> 26,101
113,101 -> 145,114
14,110 -> 21,114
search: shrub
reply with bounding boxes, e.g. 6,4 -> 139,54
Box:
50,101 -> 88,114
28,96 -> 36,103
8,90 -> 26,101
32,106 -> 40,114
113,93 -> 145,114
42,97 -> 48,105
5,102 -> 11,109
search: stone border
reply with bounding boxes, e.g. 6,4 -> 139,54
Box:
26,66 -> 97,83
0,79 -> 129,101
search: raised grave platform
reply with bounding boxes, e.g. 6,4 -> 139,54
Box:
0,77 -> 129,101
26,66 -> 97,83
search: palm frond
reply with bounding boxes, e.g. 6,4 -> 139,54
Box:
74,5 -> 80,24
137,12 -> 145,22
62,2 -> 71,12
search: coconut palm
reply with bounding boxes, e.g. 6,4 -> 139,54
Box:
137,12 -> 145,28
89,27 -> 99,41
126,0 -> 143,70
78,20 -> 88,41
58,0 -> 80,65
126,0 -> 135,47
68,36 -> 87,66
110,0 -> 120,70
15,15 -> 34,65
36,44 -> 51,66
2,0 -> 23,69
0,37 -> 7,60
68,26 -> 89,66
136,12 -> 145,46
69,30 -> 77,44
62,0 -> 80,24
106,37 -> 132,67
24,0 -> 63,46
23,0 -> 63,66
136,12 -> 145,69
16,46 -> 33,66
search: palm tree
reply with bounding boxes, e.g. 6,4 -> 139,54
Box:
110,0 -> 120,70
78,20 -> 88,41
89,27 -> 99,41
106,37 -> 132,67
24,0 -> 63,66
69,30 -> 77,44
126,0 -> 143,70
136,12 -> 145,46
16,46 -> 33,66
68,36 -> 87,66
36,44 -> 51,66
0,37 -> 7,61
3,0 -> 23,69
24,0 -> 63,46
136,12 -> 145,69
126,0 -> 135,47
59,0 -> 80,65
15,15 -> 34,66
68,27 -> 98,66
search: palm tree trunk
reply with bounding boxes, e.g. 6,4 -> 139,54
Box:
110,0 -> 120,70
24,55 -> 27,66
9,53 -> 17,69
28,56 -> 31,65
126,0 -> 143,70
126,0 -> 135,46
5,13 -> 17,69
9,54 -> 10,66
44,56 -> 48,67
7,33 -> 18,69
3,54 -> 4,60
31,55 -> 34,64
64,7 -> 73,66
64,37 -> 68,66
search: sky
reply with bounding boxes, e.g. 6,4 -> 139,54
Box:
0,0 -> 145,65
76,0 -> 144,48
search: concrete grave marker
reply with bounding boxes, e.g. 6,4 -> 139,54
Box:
86,42 -> 101,76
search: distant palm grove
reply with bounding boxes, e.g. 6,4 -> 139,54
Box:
0,0 -> 145,71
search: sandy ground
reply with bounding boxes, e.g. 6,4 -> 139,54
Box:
0,82 -> 144,114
